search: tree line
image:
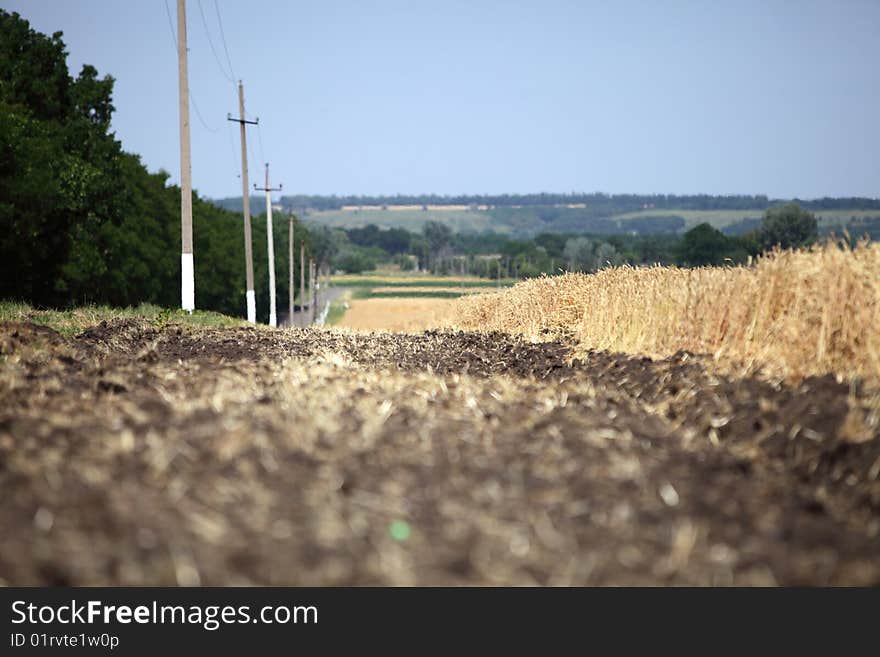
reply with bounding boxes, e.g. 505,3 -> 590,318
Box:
214,194 -> 880,239
0,10 -> 328,322
331,203 -> 822,276
210,193 -> 880,214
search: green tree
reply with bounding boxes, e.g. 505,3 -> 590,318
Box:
61,155 -> 177,307
0,11 -> 348,320
335,247 -> 380,274
409,236 -> 430,272
678,223 -> 734,266
563,237 -> 621,272
593,242 -> 623,270
563,237 -> 595,272
0,10 -> 125,305
423,220 -> 452,272
308,226 -> 347,271
392,253 -> 417,271
760,203 -> 818,250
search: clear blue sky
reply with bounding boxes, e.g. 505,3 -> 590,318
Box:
7,0 -> 879,199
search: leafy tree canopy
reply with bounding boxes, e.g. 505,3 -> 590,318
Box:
679,224 -> 732,266
0,11 -> 322,320
760,203 -> 818,250
0,10 -> 124,304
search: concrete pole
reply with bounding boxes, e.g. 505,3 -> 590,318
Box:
264,164 -> 277,328
299,242 -> 306,327
177,0 -> 194,311
238,83 -> 255,323
309,258 -> 316,325
288,213 -> 294,327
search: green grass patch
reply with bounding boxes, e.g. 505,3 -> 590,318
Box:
323,291 -> 352,326
0,301 -> 249,336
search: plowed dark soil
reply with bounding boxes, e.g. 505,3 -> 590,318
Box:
1,319 -> 878,585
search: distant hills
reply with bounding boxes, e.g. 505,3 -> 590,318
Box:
210,193 -> 880,238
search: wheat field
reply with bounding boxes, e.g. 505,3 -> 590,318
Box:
452,243 -> 880,382
336,297 -> 458,332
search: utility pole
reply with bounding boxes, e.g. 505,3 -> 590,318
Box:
177,0 -> 194,311
254,163 -> 282,327
227,82 -> 259,323
310,258 -> 316,325
288,211 -> 295,328
299,241 -> 306,327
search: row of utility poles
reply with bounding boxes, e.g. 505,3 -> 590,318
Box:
176,0 -> 318,327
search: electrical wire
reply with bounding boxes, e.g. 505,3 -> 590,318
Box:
164,0 -> 262,187
256,120 -> 267,168
248,136 -> 261,183
213,0 -> 238,82
191,94 -> 221,133
163,0 -> 177,50
227,121 -> 241,181
197,0 -> 235,83
163,0 -> 221,133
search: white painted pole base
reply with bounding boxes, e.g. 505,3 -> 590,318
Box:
181,253 -> 195,312
269,312 -> 277,328
246,289 -> 256,324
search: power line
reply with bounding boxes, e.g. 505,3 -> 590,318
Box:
247,135 -> 260,183
163,0 -> 220,133
163,0 -> 177,49
232,92 -> 258,188
229,81 -> 258,185
246,110 -> 261,181
197,0 -> 235,83
213,0 -> 238,82
226,120 -> 241,180
191,93 -> 220,133
256,120 -> 267,168
164,1 -> 263,187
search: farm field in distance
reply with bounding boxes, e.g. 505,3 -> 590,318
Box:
326,268 -> 512,332
301,205 -> 880,236
305,208 -> 495,233
330,297 -> 458,332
